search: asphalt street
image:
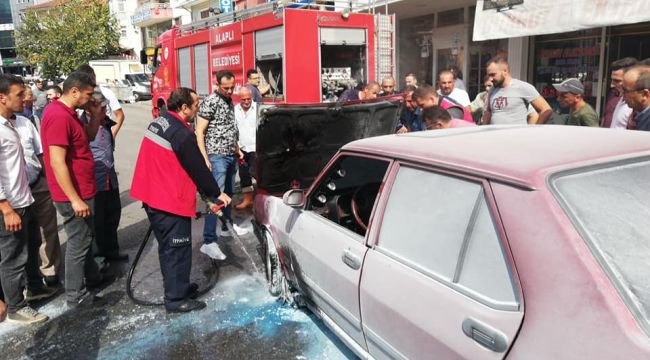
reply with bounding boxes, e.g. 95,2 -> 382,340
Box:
0,101 -> 355,360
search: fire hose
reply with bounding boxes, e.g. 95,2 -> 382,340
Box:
125,199 -> 249,306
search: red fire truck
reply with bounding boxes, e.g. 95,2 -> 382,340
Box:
145,2 -> 394,117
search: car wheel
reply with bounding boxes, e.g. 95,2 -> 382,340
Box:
133,92 -> 141,102
263,229 -> 302,307
265,234 -> 282,297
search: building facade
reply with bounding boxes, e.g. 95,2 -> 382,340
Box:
1,0 -> 15,66
110,0 -> 142,56
379,0 -> 650,116
377,0 -> 513,101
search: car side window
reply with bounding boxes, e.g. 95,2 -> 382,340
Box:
377,166 -> 518,309
306,155 -> 390,238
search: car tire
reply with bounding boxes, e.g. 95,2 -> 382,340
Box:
265,235 -> 282,297
263,229 -> 302,306
133,92 -> 141,102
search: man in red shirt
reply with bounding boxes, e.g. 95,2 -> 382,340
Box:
413,85 -> 474,123
40,71 -> 109,308
422,106 -> 477,130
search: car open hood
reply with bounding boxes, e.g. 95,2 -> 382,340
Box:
256,98 -> 402,194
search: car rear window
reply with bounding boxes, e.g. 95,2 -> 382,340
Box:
552,159 -> 650,334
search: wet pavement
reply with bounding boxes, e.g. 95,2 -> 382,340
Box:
0,103 -> 356,360
0,210 -> 355,360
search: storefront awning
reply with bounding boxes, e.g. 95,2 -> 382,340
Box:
473,0 -> 650,41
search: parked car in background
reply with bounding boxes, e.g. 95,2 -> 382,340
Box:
90,59 -> 151,102
253,125 -> 650,359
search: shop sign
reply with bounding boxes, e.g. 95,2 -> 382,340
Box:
474,0 -> 650,41
219,0 -> 233,14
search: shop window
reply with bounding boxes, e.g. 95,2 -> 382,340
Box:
533,29 -> 601,112
399,15 -> 434,86
437,8 -> 464,28
467,10 -> 507,101
607,23 -> 650,71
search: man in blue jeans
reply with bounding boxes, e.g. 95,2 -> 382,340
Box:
196,70 -> 249,260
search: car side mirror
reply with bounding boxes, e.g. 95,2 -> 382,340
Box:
283,189 -> 305,208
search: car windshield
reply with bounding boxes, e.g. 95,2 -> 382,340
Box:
129,73 -> 148,82
552,159 -> 650,335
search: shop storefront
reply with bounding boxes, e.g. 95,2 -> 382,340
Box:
532,29 -> 602,112
397,3 -> 508,100
531,21 -> 650,115
398,14 -> 435,87
473,0 -> 650,116
393,0 -> 650,113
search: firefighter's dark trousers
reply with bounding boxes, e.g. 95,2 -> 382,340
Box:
144,205 -> 193,310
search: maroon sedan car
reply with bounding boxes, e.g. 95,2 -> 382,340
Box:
253,124 -> 650,359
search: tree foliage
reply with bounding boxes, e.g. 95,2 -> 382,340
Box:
16,0 -> 121,78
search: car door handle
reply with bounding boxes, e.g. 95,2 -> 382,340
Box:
462,318 -> 508,353
341,249 -> 361,270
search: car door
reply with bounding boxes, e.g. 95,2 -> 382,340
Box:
284,153 -> 391,351
360,164 -> 524,359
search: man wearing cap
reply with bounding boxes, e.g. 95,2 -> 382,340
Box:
622,65 -> 650,132
553,78 -> 598,127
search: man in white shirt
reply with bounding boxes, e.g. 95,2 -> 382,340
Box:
0,74 -> 49,324
437,70 -> 471,107
234,87 -> 257,209
608,58 -> 638,129
13,112 -> 63,292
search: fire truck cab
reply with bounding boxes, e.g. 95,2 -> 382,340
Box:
147,2 -> 394,116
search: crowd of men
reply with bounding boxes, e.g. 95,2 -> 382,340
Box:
3,52 -> 650,323
0,65 -> 129,324
1,65 -> 265,320
357,55 -> 650,134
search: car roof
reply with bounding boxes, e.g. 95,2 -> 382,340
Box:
343,125 -> 650,189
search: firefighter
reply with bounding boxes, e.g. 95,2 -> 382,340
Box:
130,87 -> 231,313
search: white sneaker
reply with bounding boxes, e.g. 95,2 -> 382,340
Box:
232,224 -> 249,236
200,243 -> 227,260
